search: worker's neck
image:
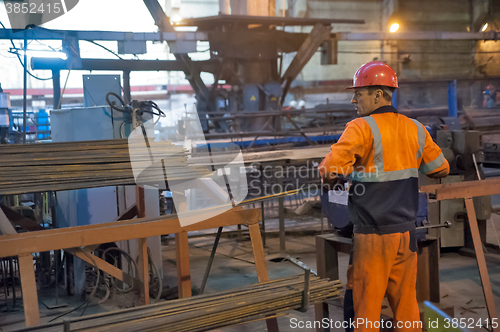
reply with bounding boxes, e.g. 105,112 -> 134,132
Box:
368,101 -> 393,115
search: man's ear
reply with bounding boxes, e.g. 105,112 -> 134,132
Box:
375,89 -> 383,102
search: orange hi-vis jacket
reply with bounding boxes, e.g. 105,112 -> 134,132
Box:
319,105 -> 450,235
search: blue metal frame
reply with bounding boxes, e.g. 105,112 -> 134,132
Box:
448,80 -> 458,118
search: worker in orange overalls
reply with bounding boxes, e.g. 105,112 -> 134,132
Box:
319,61 -> 449,332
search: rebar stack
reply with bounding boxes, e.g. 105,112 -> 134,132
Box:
19,274 -> 342,332
0,139 -> 211,195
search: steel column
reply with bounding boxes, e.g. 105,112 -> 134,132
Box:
448,80 -> 458,118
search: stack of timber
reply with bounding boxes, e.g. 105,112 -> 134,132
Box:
19,274 -> 342,332
0,139 -> 211,195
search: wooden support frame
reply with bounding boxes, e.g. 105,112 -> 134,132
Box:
175,232 -> 192,298
421,179 -> 500,332
0,208 -> 261,257
18,253 -> 40,327
0,207 -> 277,329
248,222 -> 280,332
135,186 -> 149,305
65,248 -> 141,289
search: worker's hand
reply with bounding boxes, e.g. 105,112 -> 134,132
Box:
321,175 -> 347,193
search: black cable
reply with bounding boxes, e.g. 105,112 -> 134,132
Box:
82,40 -> 124,60
106,92 -> 129,113
140,100 -> 166,118
48,249 -> 100,322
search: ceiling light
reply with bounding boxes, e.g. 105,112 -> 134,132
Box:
171,14 -> 182,24
390,23 -> 399,33
481,23 -> 488,32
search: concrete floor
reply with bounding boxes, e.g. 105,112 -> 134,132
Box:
164,213 -> 500,332
1,212 -> 500,331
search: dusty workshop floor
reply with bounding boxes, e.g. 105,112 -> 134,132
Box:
162,213 -> 500,332
1,208 -> 500,331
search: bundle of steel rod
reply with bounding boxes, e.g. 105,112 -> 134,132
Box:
0,139 -> 211,195
19,274 -> 342,332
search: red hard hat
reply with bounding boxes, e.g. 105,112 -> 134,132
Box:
346,61 -> 399,89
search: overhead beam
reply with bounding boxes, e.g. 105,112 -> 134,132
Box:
177,14 -> 364,27
335,31 -> 499,41
143,0 -> 175,33
142,0 -> 213,113
30,57 -> 218,73
281,23 -> 332,105
0,29 -> 207,42
0,29 -> 494,44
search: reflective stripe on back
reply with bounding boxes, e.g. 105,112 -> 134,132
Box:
363,116 -> 384,172
355,115 -> 419,183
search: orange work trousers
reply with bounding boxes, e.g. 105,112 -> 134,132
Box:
345,231 -> 421,332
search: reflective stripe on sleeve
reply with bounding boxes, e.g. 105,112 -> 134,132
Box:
411,119 -> 425,161
420,153 -> 445,174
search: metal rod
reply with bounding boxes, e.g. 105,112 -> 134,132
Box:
416,221 -> 452,230
260,164 -> 266,247
9,258 -> 16,307
1,260 -> 10,311
199,226 -> 223,295
22,30 -> 27,144
285,256 -> 318,276
301,269 -> 311,311
17,274 -> 341,332
278,167 -> 285,253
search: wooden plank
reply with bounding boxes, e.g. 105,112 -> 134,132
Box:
0,208 -> 261,258
138,238 -> 150,305
416,245 -> 430,302
135,186 -> 150,304
0,205 -> 17,235
175,232 -> 191,298
248,222 -> 280,332
0,204 -> 43,232
314,235 -> 335,332
18,253 -> 40,327
136,187 -> 146,219
464,198 -> 499,332
427,238 -> 441,303
436,183 -> 500,200
66,249 -> 140,289
112,204 -> 137,222
248,223 -> 269,282
420,177 -> 500,193
316,234 -> 343,281
420,178 -> 500,200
